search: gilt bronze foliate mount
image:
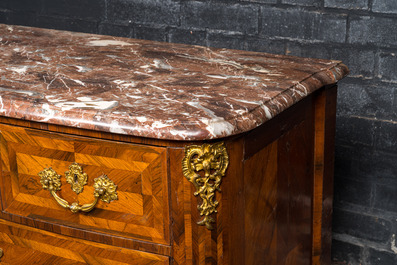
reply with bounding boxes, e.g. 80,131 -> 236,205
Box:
38,163 -> 118,213
182,142 -> 229,230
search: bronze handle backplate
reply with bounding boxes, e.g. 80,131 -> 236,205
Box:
38,163 -> 118,213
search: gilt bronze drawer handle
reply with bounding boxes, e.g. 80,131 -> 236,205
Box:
182,142 -> 229,230
38,163 -> 118,213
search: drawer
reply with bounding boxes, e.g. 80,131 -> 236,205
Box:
0,124 -> 169,245
0,219 -> 169,265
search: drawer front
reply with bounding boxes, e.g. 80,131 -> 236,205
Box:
0,219 -> 169,265
0,124 -> 169,245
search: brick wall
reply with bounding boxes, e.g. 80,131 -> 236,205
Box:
1,1 -> 396,264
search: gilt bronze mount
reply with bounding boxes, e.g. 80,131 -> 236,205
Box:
182,142 -> 229,230
38,163 -> 118,213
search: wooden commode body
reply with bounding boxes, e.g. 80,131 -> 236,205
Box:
0,24 -> 348,265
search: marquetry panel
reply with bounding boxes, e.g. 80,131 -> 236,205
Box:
0,124 -> 169,245
0,219 -> 169,265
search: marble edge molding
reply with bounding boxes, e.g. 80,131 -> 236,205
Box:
0,62 -> 349,141
198,61 -> 349,140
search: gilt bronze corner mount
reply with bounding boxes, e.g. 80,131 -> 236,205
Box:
182,142 -> 229,230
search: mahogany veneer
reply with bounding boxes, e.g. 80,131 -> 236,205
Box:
0,24 -> 348,264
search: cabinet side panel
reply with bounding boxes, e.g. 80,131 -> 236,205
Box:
243,97 -> 315,265
223,138 -> 245,265
244,141 -> 278,265
312,85 -> 337,265
276,112 -> 314,265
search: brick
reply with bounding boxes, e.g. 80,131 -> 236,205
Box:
337,82 -> 394,119
394,88 -> 397,118
42,0 -> 105,21
207,32 -> 245,50
374,184 -> 397,212
260,8 -> 346,43
181,1 -> 258,34
331,49 -> 375,78
261,8 -> 309,40
335,116 -> 378,147
168,28 -> 207,46
378,52 -> 397,82
372,0 -> 397,14
134,25 -> 168,42
331,239 -> 363,265
375,120 -> 397,152
313,14 -> 347,42
8,0 -> 42,13
325,0 -> 368,10
362,84 -> 395,120
349,16 -> 397,47
333,209 -> 392,243
286,42 -> 329,58
0,2 -> 8,9
334,177 -> 372,207
107,0 -> 180,26
358,149 -> 397,185
281,0 -> 322,7
240,0 -> 277,3
245,37 -> 286,55
368,248 -> 397,265
35,16 -> 98,34
286,43 -> 375,77
98,23 -> 132,38
334,144 -> 358,180
0,11 -> 8,23
3,11 -> 37,27
337,82 -> 370,117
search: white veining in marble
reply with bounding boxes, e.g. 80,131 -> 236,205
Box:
0,24 -> 349,140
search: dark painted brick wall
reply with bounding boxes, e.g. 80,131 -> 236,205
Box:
1,0 -> 396,264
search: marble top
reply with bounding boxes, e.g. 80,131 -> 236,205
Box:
0,24 -> 348,140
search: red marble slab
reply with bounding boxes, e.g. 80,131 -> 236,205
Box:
0,24 -> 348,140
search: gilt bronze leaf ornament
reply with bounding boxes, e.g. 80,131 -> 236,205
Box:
182,142 -> 229,230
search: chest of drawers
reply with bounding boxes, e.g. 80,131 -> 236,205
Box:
0,24 -> 348,265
